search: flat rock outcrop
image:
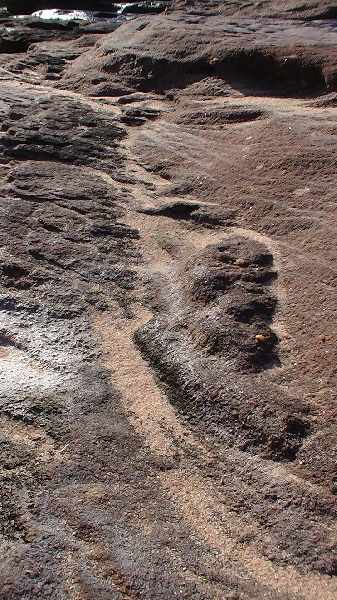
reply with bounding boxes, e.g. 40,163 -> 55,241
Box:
61,13 -> 337,95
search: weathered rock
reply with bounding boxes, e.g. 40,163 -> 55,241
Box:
0,96 -> 126,172
172,0 -> 337,20
61,14 -> 337,94
134,235 -> 306,461
0,2 -> 337,599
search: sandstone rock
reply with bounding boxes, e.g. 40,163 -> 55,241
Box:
61,13 -> 337,95
0,2 -> 336,598
1,95 -> 126,172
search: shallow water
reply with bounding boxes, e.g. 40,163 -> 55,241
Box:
31,9 -> 94,20
15,3 -> 160,22
31,7 -> 128,21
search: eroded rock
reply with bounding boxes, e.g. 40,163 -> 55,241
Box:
0,2 -> 336,598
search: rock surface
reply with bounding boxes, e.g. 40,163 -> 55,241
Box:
0,2 -> 336,599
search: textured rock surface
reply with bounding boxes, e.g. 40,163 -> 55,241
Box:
172,0 -> 337,19
0,3 -> 336,599
61,13 -> 337,94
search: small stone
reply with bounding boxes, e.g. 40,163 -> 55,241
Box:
234,258 -> 245,266
319,334 -> 326,342
255,334 -> 266,342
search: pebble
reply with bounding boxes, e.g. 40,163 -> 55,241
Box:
255,334 -> 266,342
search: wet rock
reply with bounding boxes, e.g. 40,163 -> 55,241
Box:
0,96 -> 126,173
0,160 -> 138,298
121,2 -> 171,14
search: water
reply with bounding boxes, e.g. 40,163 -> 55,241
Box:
15,3 -> 167,22
32,9 -> 94,21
